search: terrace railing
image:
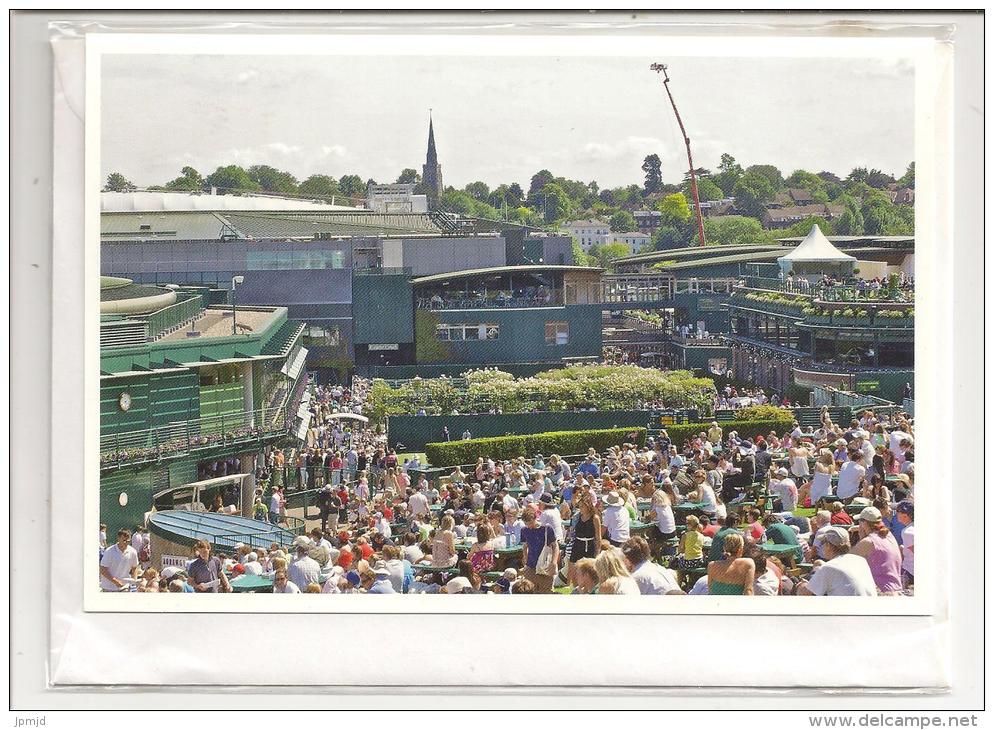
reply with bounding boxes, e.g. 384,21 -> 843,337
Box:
100,407 -> 291,470
144,295 -> 204,340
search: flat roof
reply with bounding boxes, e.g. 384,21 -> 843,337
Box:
156,306 -> 282,342
615,244 -> 786,266
411,265 -> 604,286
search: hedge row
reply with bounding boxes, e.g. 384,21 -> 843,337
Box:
425,427 -> 647,468
659,419 -> 796,449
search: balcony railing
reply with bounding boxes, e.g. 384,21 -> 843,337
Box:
418,291 -> 564,310
741,276 -> 915,304
100,407 -> 290,470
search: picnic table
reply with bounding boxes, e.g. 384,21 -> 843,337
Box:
228,574 -> 274,593
454,542 -> 524,569
758,542 -> 802,568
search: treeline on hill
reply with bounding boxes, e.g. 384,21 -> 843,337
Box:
103,154 -> 914,268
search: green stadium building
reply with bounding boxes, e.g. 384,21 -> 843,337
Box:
99,276 -> 307,534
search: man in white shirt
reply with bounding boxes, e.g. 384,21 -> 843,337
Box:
99,528 -> 139,591
373,512 -> 392,540
309,528 -> 334,553
501,488 -> 519,513
538,494 -> 564,543
768,468 -> 798,513
288,538 -> 321,591
836,456 -> 866,500
408,486 -> 430,520
896,502 -> 914,585
809,510 -> 835,560
601,492 -> 631,546
888,428 -> 912,457
623,537 -> 680,595
242,552 -> 264,576
797,527 -> 876,596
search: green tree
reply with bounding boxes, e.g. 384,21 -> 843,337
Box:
569,237 -> 592,266
656,192 -> 692,225
834,195 -> 864,235
784,216 -> 834,237
682,176 -> 723,202
337,174 -> 365,198
103,172 -> 136,192
897,162 -> 915,189
845,167 -> 870,187
652,224 -> 691,250
527,169 -> 555,202
732,171 -> 776,218
204,165 -> 260,194
642,154 -> 662,194
464,181 -> 490,202
609,210 -> 637,233
539,182 -> 572,223
589,242 -> 630,268
298,174 -> 341,200
247,165 -> 299,194
713,153 -> 744,197
508,183 -> 525,207
702,215 -> 771,246
866,169 -> 896,189
396,168 -> 420,185
165,166 -> 204,191
860,190 -> 900,234
745,164 -> 784,190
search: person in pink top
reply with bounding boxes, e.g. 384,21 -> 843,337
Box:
850,506 -> 903,595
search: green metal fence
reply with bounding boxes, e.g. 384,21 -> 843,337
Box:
143,294 -> 204,340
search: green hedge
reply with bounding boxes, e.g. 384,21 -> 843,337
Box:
658,419 -> 795,449
425,427 -> 647,468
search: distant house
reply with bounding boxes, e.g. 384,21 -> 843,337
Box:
763,203 -> 844,229
633,209 -> 662,234
562,219 -> 611,252
890,188 -> 915,206
769,189 -> 816,209
700,198 -> 737,218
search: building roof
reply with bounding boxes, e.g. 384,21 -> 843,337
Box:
778,225 -> 856,263
411,264 -> 603,286
766,203 -> 843,223
101,211 -> 239,240
219,211 -> 442,238
101,190 -> 359,213
656,250 -> 787,271
562,220 -> 606,228
615,243 -> 786,267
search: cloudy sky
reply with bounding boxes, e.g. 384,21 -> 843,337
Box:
101,53 -> 914,190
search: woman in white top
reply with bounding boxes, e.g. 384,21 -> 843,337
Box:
836,449 -> 867,500
801,449 -> 836,507
652,482 -> 678,540
594,549 -> 641,595
789,443 -> 811,480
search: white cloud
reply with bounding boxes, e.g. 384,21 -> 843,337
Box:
575,136 -> 667,164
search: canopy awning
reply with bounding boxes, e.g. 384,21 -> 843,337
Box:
778,225 -> 857,264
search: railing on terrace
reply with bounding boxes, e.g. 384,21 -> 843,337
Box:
100,407 -> 290,469
144,294 -> 204,340
417,291 -> 565,310
741,276 -> 915,303
812,385 -> 900,412
352,266 -> 413,276
671,335 -> 725,346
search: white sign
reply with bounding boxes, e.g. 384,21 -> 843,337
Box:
368,343 -> 399,351
161,554 -> 190,570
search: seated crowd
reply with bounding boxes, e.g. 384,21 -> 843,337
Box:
102,405 -> 914,597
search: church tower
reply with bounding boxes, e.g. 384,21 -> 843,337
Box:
422,113 -> 443,204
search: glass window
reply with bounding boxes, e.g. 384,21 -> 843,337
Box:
545,321 -> 569,345
465,325 -> 480,340
436,325 -> 450,341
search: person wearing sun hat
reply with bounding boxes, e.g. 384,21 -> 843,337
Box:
851,505 -> 903,594
796,526 -> 876,596
601,490 -> 631,547
366,561 -> 397,594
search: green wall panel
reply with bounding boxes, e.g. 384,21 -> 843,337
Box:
352,274 -> 414,345
416,304 -> 602,366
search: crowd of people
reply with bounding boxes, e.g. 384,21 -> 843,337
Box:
103,377 -> 916,597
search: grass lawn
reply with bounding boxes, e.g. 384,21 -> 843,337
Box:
397,452 -> 426,467
793,507 -> 816,518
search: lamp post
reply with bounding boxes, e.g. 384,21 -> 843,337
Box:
231,275 -> 244,335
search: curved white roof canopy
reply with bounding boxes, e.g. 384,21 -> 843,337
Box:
101,191 -> 360,213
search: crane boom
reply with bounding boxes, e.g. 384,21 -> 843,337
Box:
651,63 -> 707,247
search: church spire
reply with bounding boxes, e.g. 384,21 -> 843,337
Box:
422,111 -> 443,204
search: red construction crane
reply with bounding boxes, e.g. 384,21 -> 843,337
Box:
651,63 -> 707,247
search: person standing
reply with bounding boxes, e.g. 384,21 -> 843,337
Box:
896,502 -> 915,588
99,529 -> 139,591
519,506 -> 559,594
187,540 -> 231,593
